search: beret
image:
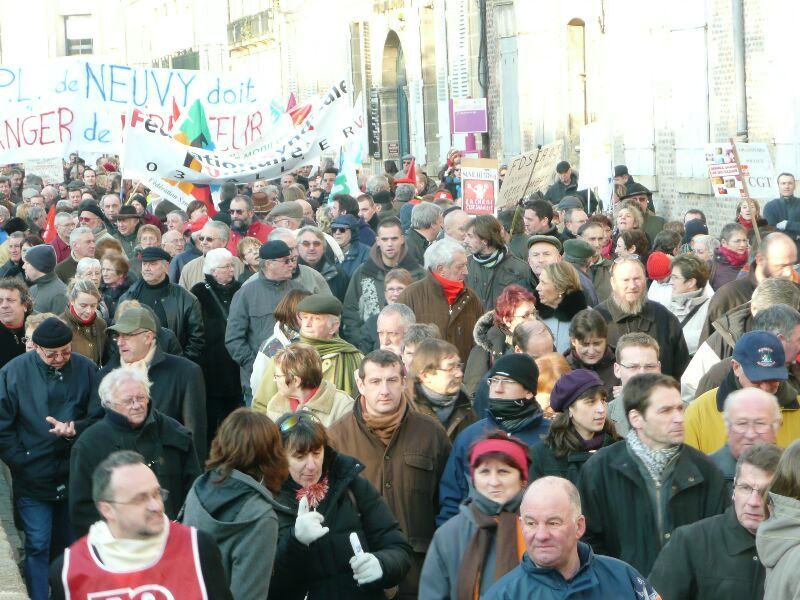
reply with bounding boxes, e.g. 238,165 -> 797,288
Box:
296,294 -> 343,317
259,240 -> 291,260
549,369 -> 605,413
32,317 -> 73,348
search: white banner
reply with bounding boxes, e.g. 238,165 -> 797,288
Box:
705,143 -> 778,200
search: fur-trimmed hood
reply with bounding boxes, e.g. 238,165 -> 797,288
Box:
472,310 -> 507,356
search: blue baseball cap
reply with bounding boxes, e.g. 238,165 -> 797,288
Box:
733,331 -> 788,382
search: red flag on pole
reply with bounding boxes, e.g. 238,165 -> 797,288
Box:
42,205 -> 57,243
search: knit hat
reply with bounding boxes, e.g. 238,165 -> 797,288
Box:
268,201 -> 303,221
331,214 -> 359,231
733,331 -> 788,383
549,369 -> 605,413
682,219 -> 708,245
24,244 -> 56,274
527,235 -> 562,252
296,294 -> 343,317
488,354 -> 539,393
563,239 -> 595,261
32,317 -> 73,348
259,240 -> 291,260
108,306 -> 158,334
646,252 -> 672,281
469,438 -> 531,479
140,247 -> 172,263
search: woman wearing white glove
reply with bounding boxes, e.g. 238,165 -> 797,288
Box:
269,411 -> 413,599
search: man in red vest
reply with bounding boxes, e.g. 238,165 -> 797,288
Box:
50,450 -> 232,600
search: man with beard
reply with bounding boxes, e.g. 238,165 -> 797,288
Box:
226,194 -> 273,252
595,257 -> 689,379
342,218 -> 425,348
578,373 -> 727,575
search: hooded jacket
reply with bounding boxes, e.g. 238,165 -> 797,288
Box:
30,271 -> 68,314
756,492 -> 800,600
463,311 -> 512,398
182,468 -> 284,600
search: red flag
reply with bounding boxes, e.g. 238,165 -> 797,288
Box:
286,92 -> 297,111
42,205 -> 57,243
393,159 -> 417,185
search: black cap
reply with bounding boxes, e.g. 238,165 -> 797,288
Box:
556,161 -> 571,174
614,165 -> 629,177
259,240 -> 291,260
140,247 -> 172,262
32,317 -> 73,348
3,217 -> 27,234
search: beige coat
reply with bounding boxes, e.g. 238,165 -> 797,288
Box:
261,379 -> 354,427
178,255 -> 244,289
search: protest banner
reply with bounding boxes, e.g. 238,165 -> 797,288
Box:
578,122 -> 613,207
24,156 -> 64,185
526,140 -> 564,196
496,149 -> 539,211
0,58 -> 279,162
461,158 -> 499,215
705,142 -> 778,200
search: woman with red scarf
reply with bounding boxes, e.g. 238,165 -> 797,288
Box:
709,222 -> 750,290
736,198 -> 768,230
61,279 -> 107,365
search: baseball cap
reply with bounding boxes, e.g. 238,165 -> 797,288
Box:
733,331 -> 788,382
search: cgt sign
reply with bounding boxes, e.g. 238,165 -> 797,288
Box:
705,143 -> 778,200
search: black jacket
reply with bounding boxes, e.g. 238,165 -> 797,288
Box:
300,256 -> 349,301
700,268 -> 758,345
405,228 -> 432,266
564,347 -> 618,397
0,320 -> 26,370
99,272 -> 136,320
270,450 -> 413,600
465,249 -> 530,310
0,352 -> 97,500
93,348 -> 207,461
119,277 -> 205,362
528,433 -> 618,486
648,507 -> 764,600
68,407 -> 200,537
578,440 -> 729,575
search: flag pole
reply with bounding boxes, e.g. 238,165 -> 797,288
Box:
729,138 -> 761,248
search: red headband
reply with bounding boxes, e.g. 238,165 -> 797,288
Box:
469,439 -> 530,479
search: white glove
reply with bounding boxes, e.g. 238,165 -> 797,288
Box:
350,552 -> 383,585
777,220 -> 788,231
294,496 -> 329,546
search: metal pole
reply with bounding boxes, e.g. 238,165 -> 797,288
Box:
730,138 -> 760,247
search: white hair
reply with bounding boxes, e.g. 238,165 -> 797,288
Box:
98,367 -> 152,410
70,226 -> 93,245
723,388 -> 782,423
203,248 -> 234,274
76,257 -> 101,276
55,212 -> 74,226
378,303 -> 416,328
424,238 -> 466,271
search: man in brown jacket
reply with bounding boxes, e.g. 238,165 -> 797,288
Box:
328,350 -> 452,600
397,239 -> 484,363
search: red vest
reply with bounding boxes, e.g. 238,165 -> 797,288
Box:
63,521 -> 207,600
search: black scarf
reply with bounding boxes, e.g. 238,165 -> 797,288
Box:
487,398 -> 541,433
416,382 -> 459,424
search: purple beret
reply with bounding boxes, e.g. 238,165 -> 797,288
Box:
549,369 -> 605,413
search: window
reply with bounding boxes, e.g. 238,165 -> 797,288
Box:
64,15 -> 93,56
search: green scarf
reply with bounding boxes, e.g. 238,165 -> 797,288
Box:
299,335 -> 364,398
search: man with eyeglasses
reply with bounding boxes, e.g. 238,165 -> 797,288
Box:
266,200 -> 303,230
331,214 -> 370,278
119,247 -> 205,363
77,201 -> 114,245
178,220 -> 244,290
607,332 -> 662,435
69,367 -> 200,538
296,226 -> 349,300
649,443 -> 782,600
50,211 -> 75,263
686,331 -> 800,454
51,451 -> 232,600
225,194 -> 273,253
438,353 -> 549,526
55,226 -> 96,283
0,317 -> 97,600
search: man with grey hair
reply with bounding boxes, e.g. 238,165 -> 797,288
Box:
443,209 -> 471,246
406,202 -> 443,266
366,174 -> 390,197
51,211 -> 76,262
161,229 -> 186,258
398,238 -> 483,362
56,226 -> 96,283
26,206 -> 47,236
0,231 -> 25,278
396,183 -> 419,232
376,303 -> 416,356
179,220 -> 244,289
709,388 -> 782,491
484,477 -> 659,599
41,185 -> 58,207
296,225 -> 349,300
100,193 -> 121,224
250,227 -> 332,295
400,323 -> 440,373
68,367 -> 200,537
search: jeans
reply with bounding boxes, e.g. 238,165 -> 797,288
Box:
15,496 -> 72,600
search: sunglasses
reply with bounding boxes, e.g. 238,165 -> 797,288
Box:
197,236 -> 217,242
279,411 -> 321,432
331,227 -> 350,234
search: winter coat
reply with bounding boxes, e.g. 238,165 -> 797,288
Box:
55,254 -> 79,283
763,195 -> 800,252
643,213 -> 666,244
576,268 -> 599,306
465,250 -> 530,310
437,411 -> 550,526
182,468 -> 283,600
538,289 -> 588,353
167,242 -> 202,283
564,347 -> 617,397
709,249 -> 744,291
0,258 -> 23,279
544,173 -> 579,205
113,229 -> 139,261
341,245 -> 424,348
264,379 -> 354,427
30,272 -> 68,314
94,348 -> 207,461
0,351 -> 97,500
411,384 -> 477,442
405,228 -> 432,266
578,440 -> 729,575
339,241 -> 371,279
528,433 -> 618,486
69,407 -> 200,538
588,257 -> 613,303
595,298 -> 689,379
357,219 -> 377,247
328,402 -> 451,596
0,321 -> 26,370
119,277 -> 205,362
463,312 -> 512,398
756,492 -> 800,600
300,256 -> 349,301
700,267 -> 757,345
486,543 -> 659,600
61,308 -> 107,366
649,506 -> 763,600
226,219 -> 273,254
398,272 -> 484,363
100,272 -> 136,320
270,450 -> 413,600
179,255 -> 245,290
191,276 -> 242,399
669,292 -> 712,357
225,271 -> 307,391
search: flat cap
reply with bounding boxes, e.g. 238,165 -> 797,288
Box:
556,196 -> 584,211
259,240 -> 292,260
140,247 -> 172,262
563,239 -> 595,260
268,201 -> 303,221
618,183 -> 652,200
296,294 -> 343,317
527,235 -> 563,251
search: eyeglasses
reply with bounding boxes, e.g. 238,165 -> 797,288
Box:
114,330 -> 151,343
733,482 -> 767,498
214,263 -> 235,270
435,363 -> 464,374
267,257 -> 297,265
300,240 -> 323,248
197,236 -> 217,242
488,376 -> 519,386
618,362 -> 660,371
729,420 -> 776,434
39,347 -> 72,360
103,487 -> 170,506
113,394 -> 148,408
279,412 -> 321,432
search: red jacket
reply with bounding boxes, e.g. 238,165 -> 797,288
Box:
227,220 -> 273,254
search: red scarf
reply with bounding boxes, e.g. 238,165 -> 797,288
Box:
601,238 -> 613,259
737,215 -> 753,230
289,387 -> 319,412
70,304 -> 97,326
431,271 -> 465,305
718,245 -> 748,268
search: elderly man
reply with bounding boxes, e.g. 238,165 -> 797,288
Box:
161,228 -> 186,257
99,193 -> 120,223
375,303 -> 415,356
265,200 -> 303,230
486,477 -> 660,599
55,226 -> 96,283
225,240 -> 307,398
77,202 -> 113,245
296,225 -> 349,300
329,350 -> 451,599
119,247 -> 204,362
595,256 -> 689,378
23,245 -> 67,315
165,209 -> 189,235
0,231 -> 23,280
708,389 -> 782,491
618,183 -> 665,242
398,238 -> 483,363
464,215 -> 529,310
405,202 -> 443,266
111,204 -> 141,260
226,194 -> 273,252
50,452 -> 232,600
0,278 -> 30,368
649,443 -> 783,600
554,198 -> 587,242
400,323 -> 440,373
442,208 -> 471,246
522,234 -> 562,296
179,220 -> 244,289
0,318 -> 96,600
98,306 -> 206,458
259,228 -> 332,294
69,367 -> 201,538
50,212 -> 75,263
607,333 -> 662,435
578,373 -> 728,575
685,331 -> 800,454
251,294 -> 363,406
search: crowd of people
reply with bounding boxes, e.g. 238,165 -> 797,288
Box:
0,152 -> 799,598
